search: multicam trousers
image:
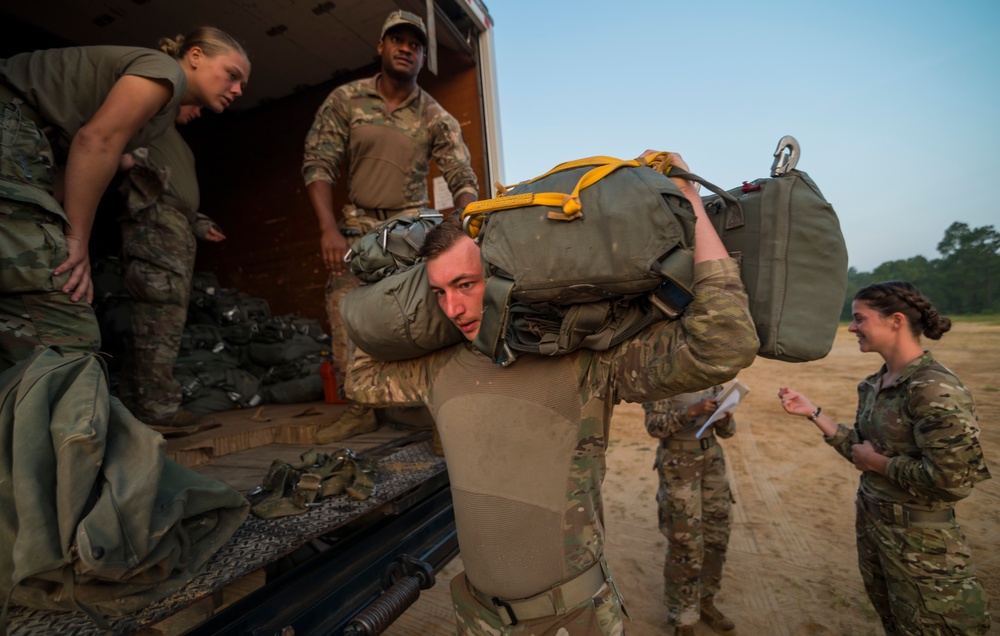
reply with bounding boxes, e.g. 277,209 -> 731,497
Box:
324,207 -> 393,387
1,98 -> 100,372
119,202 -> 196,421
657,441 -> 732,628
855,499 -> 991,635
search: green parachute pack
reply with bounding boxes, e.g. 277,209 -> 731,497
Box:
341,139 -> 848,365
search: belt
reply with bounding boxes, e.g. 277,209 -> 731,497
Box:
859,495 -> 954,527
345,203 -> 420,221
469,558 -> 608,626
663,436 -> 716,451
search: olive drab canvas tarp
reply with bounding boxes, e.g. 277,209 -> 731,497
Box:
0,348 -> 248,623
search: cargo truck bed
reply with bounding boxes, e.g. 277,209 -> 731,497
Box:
6,403 -> 454,636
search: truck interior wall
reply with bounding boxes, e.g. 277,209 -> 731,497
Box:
185,45 -> 487,327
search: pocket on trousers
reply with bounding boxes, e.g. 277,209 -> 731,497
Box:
0,211 -> 66,293
124,259 -> 182,304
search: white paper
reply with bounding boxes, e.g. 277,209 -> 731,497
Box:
432,176 -> 454,211
696,380 -> 749,438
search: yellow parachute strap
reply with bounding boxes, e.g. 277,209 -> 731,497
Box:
643,151 -> 675,175
518,155 -> 625,185
462,153 -> 674,238
463,193 -> 567,237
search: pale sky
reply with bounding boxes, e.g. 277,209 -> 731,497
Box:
487,0 -> 1000,272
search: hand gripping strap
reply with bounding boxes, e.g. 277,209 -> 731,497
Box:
461,153 -> 675,238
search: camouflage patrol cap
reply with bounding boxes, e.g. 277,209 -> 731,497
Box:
381,10 -> 427,45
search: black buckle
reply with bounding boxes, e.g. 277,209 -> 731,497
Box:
492,597 -> 518,626
649,280 -> 693,320
699,437 -> 712,450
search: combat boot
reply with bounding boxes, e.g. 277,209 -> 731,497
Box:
316,403 -> 378,444
672,625 -> 695,636
700,599 -> 736,635
149,408 -> 202,428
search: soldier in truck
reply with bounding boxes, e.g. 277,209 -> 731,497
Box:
302,9 -> 479,440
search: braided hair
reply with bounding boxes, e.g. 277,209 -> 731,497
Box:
158,27 -> 249,62
854,281 -> 951,340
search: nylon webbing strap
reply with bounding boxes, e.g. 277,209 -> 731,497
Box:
474,274 -> 516,364
556,303 -> 615,354
462,152 -> 676,238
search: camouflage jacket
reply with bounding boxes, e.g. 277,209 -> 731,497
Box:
347,258 -> 757,600
644,386 -> 735,472
642,385 -> 735,442
301,74 -> 478,211
826,351 -> 991,510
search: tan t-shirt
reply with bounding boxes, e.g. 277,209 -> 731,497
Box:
0,45 -> 187,154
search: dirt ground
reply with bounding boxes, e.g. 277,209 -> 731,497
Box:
387,323 -> 1000,635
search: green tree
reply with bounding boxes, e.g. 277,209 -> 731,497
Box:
844,223 -> 999,317
841,266 -> 872,320
935,222 -> 1000,314
841,257 -> 939,320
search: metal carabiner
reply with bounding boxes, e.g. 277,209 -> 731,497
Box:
770,135 -> 800,177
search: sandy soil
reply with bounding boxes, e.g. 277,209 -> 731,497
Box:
387,324 -> 1000,635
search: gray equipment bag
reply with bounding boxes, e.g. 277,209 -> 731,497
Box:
260,355 -> 323,404
695,136 -> 848,362
342,262 -> 465,361
174,349 -> 262,414
461,153 -> 699,365
347,211 -> 444,283
341,212 -> 464,361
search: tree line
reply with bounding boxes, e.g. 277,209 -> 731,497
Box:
842,222 -> 1000,319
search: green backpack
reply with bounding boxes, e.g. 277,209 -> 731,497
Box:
347,210 -> 444,282
341,213 -> 465,361
341,156 -> 703,364
173,350 -> 262,414
462,153 -> 699,364
692,136 -> 848,362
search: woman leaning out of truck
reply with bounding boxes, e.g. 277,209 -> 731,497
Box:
0,27 -> 250,371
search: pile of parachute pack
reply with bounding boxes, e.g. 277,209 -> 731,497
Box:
92,256 -> 331,415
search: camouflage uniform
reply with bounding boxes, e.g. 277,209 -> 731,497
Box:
642,385 -> 734,629
347,258 -> 759,634
118,129 -> 221,421
1,47 -> 186,373
824,351 -> 991,635
302,74 -> 478,385
0,98 -> 99,372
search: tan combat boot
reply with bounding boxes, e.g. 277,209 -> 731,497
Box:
150,408 -> 202,427
673,625 -> 696,636
700,599 -> 736,635
316,403 -> 378,444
